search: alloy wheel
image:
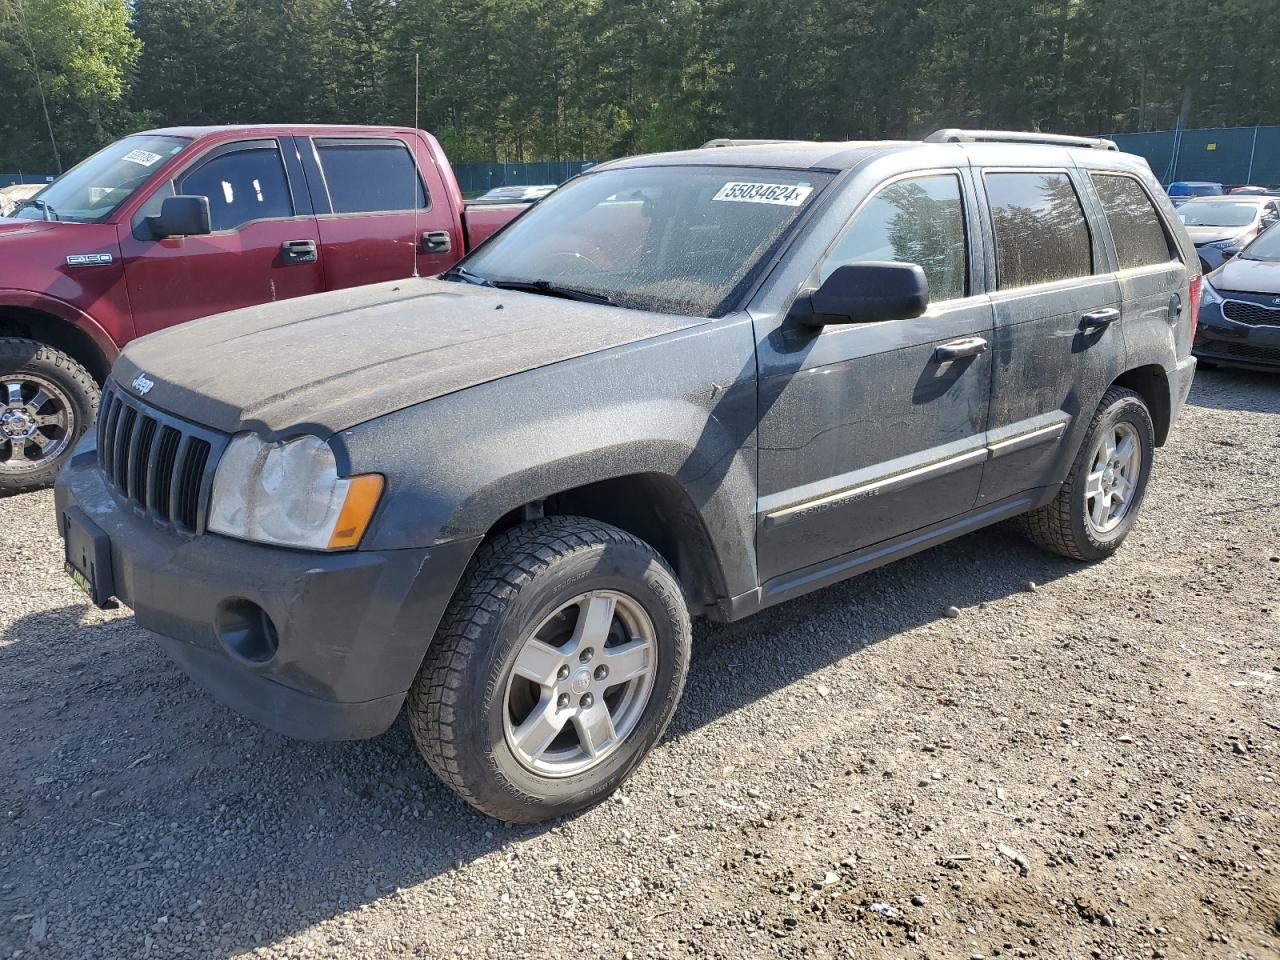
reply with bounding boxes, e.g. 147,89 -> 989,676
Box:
1084,421 -> 1142,535
503,590 -> 657,778
0,374 -> 74,471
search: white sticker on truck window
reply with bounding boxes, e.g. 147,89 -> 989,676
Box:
712,181 -> 813,206
122,149 -> 164,167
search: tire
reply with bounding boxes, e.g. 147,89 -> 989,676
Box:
1018,386 -> 1155,562
407,516 -> 692,823
0,338 -> 98,496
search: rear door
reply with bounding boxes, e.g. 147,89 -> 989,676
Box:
122,138 -> 324,337
1086,171 -> 1185,382
973,164 -> 1125,506
301,135 -> 460,288
755,169 -> 994,583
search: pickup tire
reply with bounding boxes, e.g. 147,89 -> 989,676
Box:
0,338 -> 98,496
407,516 -> 691,823
1018,387 -> 1154,561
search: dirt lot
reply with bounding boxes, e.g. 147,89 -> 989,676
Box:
1,368 -> 1277,960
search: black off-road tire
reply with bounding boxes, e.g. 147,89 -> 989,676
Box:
0,338 -> 99,496
1017,386 -> 1155,562
407,516 -> 691,823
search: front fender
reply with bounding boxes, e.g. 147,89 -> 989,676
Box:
0,288 -> 122,365
336,317 -> 761,599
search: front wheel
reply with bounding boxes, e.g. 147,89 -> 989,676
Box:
1018,386 -> 1155,561
407,517 -> 691,823
1,338 -> 98,495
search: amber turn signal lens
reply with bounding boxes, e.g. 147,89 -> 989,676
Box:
327,474 -> 385,549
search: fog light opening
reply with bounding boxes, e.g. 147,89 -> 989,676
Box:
216,598 -> 279,665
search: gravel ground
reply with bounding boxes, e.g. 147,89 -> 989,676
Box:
1,368 -> 1278,960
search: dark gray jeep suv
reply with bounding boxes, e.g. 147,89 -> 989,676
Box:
56,129 -> 1200,822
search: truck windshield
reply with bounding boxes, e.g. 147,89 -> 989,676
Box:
454,165 -> 832,317
13,135 -> 189,223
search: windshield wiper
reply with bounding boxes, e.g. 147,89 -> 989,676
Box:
441,265 -> 494,287
489,279 -> 615,305
18,198 -> 58,221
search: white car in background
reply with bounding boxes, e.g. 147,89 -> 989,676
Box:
1177,195 -> 1280,271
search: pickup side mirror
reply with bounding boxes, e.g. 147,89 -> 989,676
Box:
793,261 -> 930,326
147,195 -> 212,239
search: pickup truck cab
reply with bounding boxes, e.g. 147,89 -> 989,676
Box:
0,125 -> 522,492
57,130 -> 1199,823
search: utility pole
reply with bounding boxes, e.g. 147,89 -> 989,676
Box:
9,0 -> 61,173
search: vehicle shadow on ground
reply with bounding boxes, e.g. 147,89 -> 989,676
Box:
0,522 -> 1079,958
1188,366 -> 1279,412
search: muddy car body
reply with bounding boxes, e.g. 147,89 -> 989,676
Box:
57,130 -> 1199,821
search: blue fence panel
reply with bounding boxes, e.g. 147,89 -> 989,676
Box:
0,172 -> 55,188
1109,126 -> 1280,186
453,160 -> 599,195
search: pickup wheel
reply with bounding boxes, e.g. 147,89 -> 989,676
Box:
1018,386 -> 1154,561
0,338 -> 98,496
407,516 -> 691,823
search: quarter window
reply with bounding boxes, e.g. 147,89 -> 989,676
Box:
315,139 -> 428,214
986,172 -> 1093,288
1090,173 -> 1175,269
178,144 -> 294,232
821,174 -> 968,302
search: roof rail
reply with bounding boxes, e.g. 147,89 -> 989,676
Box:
924,128 -> 1119,151
699,138 -> 796,149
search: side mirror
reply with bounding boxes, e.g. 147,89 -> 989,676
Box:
147,195 -> 211,239
1222,244 -> 1241,260
793,261 -> 930,326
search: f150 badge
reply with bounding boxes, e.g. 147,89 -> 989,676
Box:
65,253 -> 114,266
131,372 -> 154,396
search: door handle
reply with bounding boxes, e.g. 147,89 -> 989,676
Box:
933,336 -> 988,362
420,230 -> 451,254
281,239 -> 317,264
1079,308 -> 1120,330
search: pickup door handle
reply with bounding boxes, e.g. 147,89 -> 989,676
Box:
1080,308 -> 1120,330
281,239 -> 317,264
420,230 -> 452,254
933,336 -> 988,362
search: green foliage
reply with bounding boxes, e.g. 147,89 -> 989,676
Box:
0,0 -> 1278,171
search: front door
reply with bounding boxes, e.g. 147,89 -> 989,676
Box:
755,170 -> 993,584
974,167 -> 1124,506
121,138 -> 324,337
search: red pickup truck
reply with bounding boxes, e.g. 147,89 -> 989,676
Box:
0,124 -> 524,492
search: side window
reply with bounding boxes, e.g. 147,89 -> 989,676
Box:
1090,173 -> 1176,270
985,172 -> 1093,288
177,143 -> 294,232
820,174 -> 967,302
314,139 -> 428,214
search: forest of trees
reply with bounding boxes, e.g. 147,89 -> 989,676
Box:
2,0 -> 1279,174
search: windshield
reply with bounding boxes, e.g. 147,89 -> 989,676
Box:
455,165 -> 832,316
14,134 -> 189,223
1241,223 -> 1280,261
1177,201 -> 1258,227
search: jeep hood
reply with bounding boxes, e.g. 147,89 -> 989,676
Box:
1209,256 -> 1280,295
115,278 -> 707,436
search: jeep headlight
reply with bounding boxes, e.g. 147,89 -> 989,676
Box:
207,433 -> 383,550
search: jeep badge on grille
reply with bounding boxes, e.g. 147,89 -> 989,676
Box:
131,372 -> 154,396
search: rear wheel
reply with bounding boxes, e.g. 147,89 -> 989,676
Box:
407,516 -> 691,823
1018,387 -> 1154,561
0,338 -> 98,495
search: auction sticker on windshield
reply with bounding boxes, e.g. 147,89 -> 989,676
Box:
713,182 -> 813,206
122,149 -> 164,167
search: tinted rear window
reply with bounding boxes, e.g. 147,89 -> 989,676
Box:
986,172 -> 1093,288
1091,174 -> 1175,269
315,139 -> 428,214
